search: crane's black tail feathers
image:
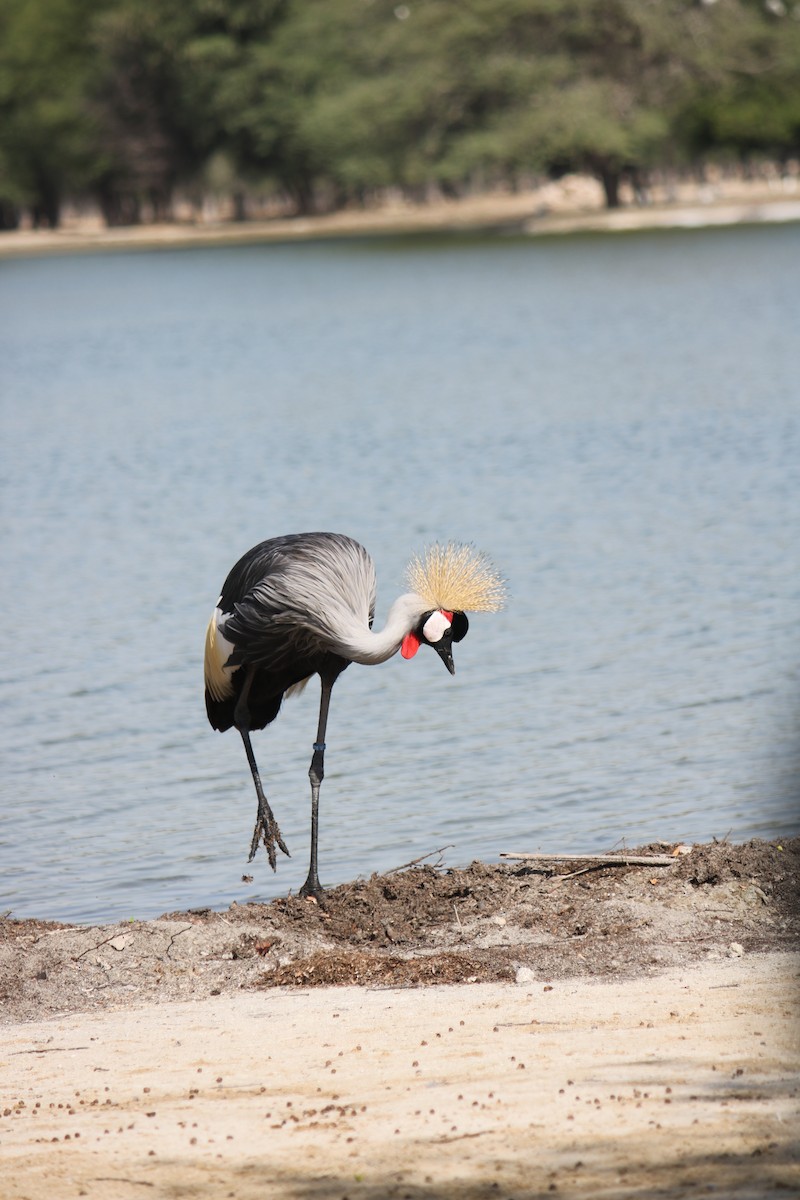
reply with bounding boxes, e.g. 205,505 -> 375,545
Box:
205,682 -> 283,733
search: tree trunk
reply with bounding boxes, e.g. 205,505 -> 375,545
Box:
0,200 -> 20,230
232,191 -> 247,221
597,163 -> 621,209
32,175 -> 61,228
97,183 -> 141,227
286,176 -> 317,216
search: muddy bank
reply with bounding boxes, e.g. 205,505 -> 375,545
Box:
1,839 -> 796,1024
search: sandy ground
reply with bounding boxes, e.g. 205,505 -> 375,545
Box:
1,954 -> 798,1199
1,174 -> 799,258
1,841 -> 798,1197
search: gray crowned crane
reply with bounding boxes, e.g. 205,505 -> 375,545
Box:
204,532 -> 505,898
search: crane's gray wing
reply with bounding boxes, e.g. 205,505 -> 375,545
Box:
218,532 -> 377,673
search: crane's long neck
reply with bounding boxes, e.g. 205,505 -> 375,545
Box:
333,593 -> 427,666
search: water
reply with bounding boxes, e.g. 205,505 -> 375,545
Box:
1,225 -> 798,924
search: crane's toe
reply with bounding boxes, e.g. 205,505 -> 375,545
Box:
248,806 -> 290,870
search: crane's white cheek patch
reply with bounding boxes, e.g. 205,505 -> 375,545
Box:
422,610 -> 452,644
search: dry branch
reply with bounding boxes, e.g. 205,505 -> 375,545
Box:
500,851 -> 676,867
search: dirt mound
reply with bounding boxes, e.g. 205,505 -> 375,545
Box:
1,838 -> 796,1023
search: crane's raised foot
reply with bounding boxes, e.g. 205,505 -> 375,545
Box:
248,803 -> 290,871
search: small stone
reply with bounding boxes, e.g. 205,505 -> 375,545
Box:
515,966 -> 535,986
728,943 -> 745,958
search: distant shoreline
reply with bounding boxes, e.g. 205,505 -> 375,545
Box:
2,183 -> 799,260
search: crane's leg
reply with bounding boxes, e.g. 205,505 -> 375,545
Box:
234,668 -> 290,871
299,677 -> 334,900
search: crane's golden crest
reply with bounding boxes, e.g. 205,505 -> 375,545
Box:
406,543 -> 507,613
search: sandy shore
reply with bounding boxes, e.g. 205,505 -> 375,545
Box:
1,177 -> 799,259
1,951 -> 797,1199
1,829 -> 798,1200
1,844 -> 798,1196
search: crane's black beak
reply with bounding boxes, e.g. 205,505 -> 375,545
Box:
434,633 -> 456,675
432,612 -> 468,675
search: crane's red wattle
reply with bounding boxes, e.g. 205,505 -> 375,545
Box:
401,632 -> 421,659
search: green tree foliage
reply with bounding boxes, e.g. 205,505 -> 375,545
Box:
0,0 -> 112,227
192,0 -> 329,213
676,0 -> 800,164
292,0 -> 799,208
0,0 -> 798,227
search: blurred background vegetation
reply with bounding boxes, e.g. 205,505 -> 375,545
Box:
1,0 -> 799,229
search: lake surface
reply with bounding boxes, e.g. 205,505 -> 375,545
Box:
1,224 -> 798,924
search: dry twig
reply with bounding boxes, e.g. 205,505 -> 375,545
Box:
500,851 -> 676,867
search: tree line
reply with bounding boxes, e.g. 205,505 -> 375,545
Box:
1,0 -> 799,230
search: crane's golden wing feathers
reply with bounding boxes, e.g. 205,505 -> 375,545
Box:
406,543 -> 507,613
204,609 -> 235,702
